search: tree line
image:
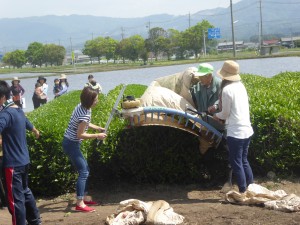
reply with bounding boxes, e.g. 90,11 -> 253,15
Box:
2,20 -> 217,68
2,42 -> 66,68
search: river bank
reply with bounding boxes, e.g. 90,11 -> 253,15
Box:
1,50 -> 300,78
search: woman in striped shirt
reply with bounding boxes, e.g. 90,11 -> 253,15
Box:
62,87 -> 107,212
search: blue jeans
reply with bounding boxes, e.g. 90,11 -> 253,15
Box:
62,137 -> 89,199
227,136 -> 253,193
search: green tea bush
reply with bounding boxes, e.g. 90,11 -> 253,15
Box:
242,72 -> 300,175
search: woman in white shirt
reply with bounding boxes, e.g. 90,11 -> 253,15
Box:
213,60 -> 254,193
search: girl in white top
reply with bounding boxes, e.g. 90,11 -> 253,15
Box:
213,60 -> 254,193
37,76 -> 48,104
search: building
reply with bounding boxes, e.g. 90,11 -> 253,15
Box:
217,41 -> 245,52
280,36 -> 300,48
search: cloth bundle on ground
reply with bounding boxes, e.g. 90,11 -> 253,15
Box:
225,183 -> 300,212
140,68 -> 196,111
106,199 -> 184,225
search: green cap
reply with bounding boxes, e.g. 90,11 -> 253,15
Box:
194,63 -> 214,76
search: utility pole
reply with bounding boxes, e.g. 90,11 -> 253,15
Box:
230,0 -> 236,57
203,30 -> 206,57
70,37 -> 75,70
121,27 -> 125,40
70,37 -> 73,62
188,12 -> 191,28
259,0 -> 263,52
146,21 -> 151,37
257,22 -> 261,52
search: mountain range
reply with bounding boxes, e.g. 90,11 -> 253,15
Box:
0,0 -> 299,53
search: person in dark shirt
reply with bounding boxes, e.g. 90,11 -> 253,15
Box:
10,77 -> 25,108
53,78 -> 61,98
0,80 -> 41,225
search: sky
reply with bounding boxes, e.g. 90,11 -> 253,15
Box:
0,0 -> 241,19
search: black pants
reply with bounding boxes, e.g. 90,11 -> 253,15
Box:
32,95 -> 47,109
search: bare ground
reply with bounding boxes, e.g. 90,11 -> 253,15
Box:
1,179 -> 300,225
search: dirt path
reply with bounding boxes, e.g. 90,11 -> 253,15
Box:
1,179 -> 300,225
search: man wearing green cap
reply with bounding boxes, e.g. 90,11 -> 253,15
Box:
190,63 -> 221,116
189,63 -> 225,157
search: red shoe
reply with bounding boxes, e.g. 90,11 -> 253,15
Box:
83,200 -> 98,205
75,205 -> 95,212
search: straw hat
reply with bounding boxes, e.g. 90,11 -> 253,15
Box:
59,74 -> 67,80
217,60 -> 241,81
12,77 -> 20,82
194,63 -> 214,77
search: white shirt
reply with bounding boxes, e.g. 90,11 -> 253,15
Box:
216,81 -> 253,139
42,83 -> 48,96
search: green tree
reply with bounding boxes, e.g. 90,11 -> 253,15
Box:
25,42 -> 44,67
117,35 -> 145,62
145,27 -> 168,61
101,37 -> 118,63
44,44 -> 66,66
93,37 -> 107,63
167,29 -> 185,60
82,39 -> 97,64
2,52 -> 13,68
8,50 -> 27,68
156,36 -> 171,60
182,20 -> 214,58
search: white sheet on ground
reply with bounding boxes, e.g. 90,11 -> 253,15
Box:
225,183 -> 300,212
106,199 -> 184,225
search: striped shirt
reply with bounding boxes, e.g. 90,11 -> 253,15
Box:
64,103 -> 91,142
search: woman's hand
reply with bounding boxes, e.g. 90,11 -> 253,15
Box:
98,127 -> 106,133
97,133 -> 107,140
208,105 -> 218,114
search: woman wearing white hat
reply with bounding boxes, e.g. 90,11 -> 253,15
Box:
55,74 -> 69,97
213,60 -> 254,193
10,77 -> 25,108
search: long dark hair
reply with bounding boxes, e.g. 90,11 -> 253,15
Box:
59,79 -> 69,87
